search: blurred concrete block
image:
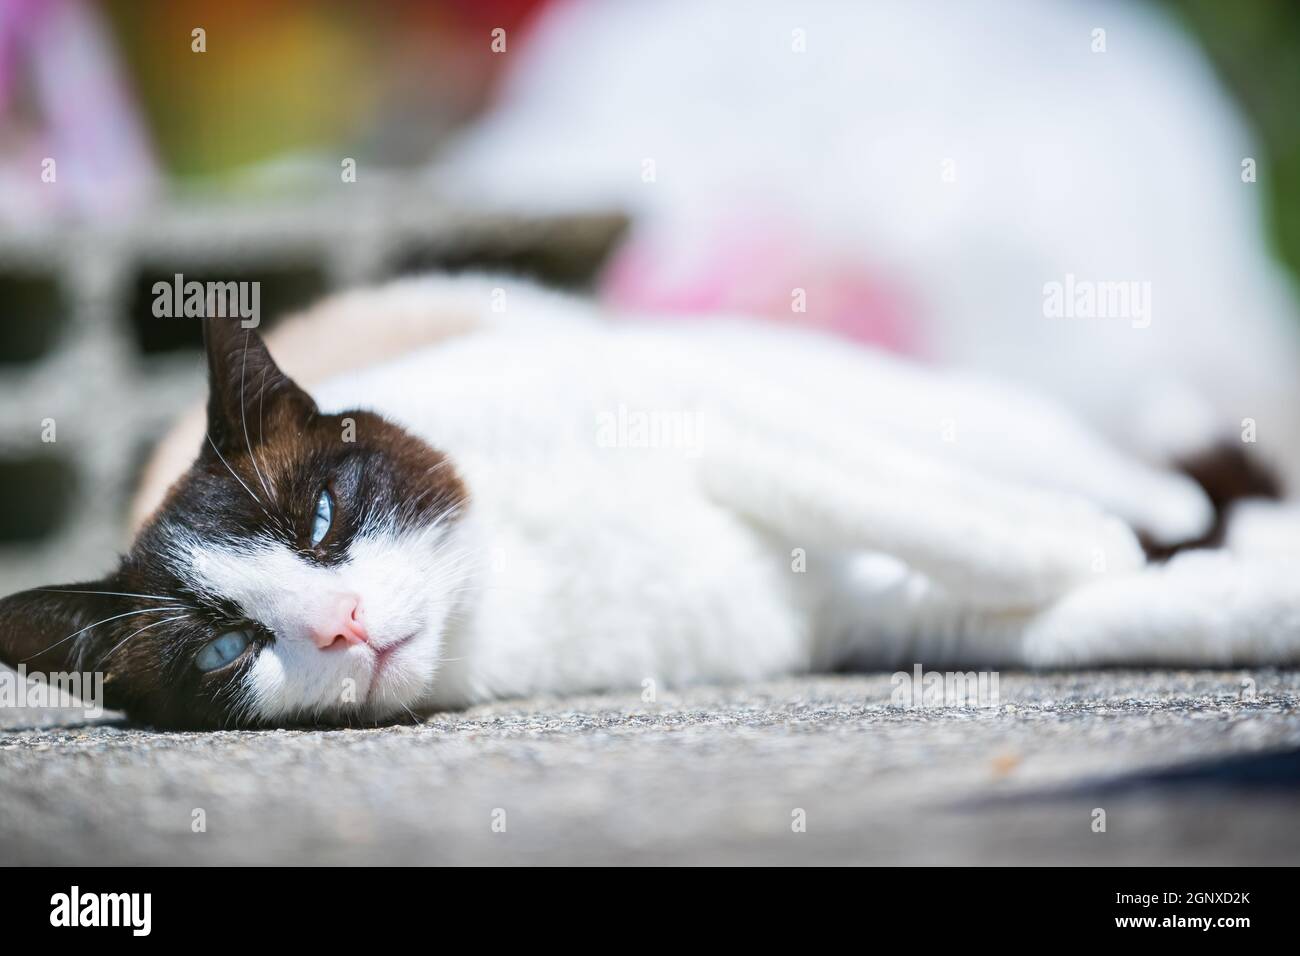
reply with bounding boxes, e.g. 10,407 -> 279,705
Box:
0,183 -> 625,594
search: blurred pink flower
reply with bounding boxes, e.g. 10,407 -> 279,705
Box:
0,0 -> 157,224
603,209 -> 926,356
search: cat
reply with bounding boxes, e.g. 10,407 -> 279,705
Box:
2,274 -> 1298,729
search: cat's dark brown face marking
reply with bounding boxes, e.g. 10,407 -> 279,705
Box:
0,318 -> 466,729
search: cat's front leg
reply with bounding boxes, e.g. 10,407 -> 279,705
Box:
698,415 -> 1143,610
806,550 -> 1035,671
1020,550 -> 1300,667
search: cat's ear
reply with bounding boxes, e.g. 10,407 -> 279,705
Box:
202,317 -> 316,457
0,581 -> 124,678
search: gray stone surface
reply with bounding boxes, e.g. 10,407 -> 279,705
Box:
1,669 -> 1298,865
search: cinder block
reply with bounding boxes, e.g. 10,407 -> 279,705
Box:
0,189 -> 625,595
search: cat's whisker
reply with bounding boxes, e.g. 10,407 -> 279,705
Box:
95,615 -> 188,668
443,583 -> 513,597
257,364 -> 268,448
205,431 -> 264,509
218,667 -> 259,725
23,607 -> 189,663
34,588 -> 193,604
421,459 -> 457,479
241,336 -> 275,503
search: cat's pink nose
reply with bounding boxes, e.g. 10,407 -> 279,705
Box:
310,596 -> 369,650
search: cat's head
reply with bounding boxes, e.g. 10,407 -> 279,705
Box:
0,317 -> 469,728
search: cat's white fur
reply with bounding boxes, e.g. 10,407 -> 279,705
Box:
172,276 -> 1299,723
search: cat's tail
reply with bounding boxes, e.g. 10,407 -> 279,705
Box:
1021,547 -> 1300,667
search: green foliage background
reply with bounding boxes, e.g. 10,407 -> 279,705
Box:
1167,0 -> 1300,281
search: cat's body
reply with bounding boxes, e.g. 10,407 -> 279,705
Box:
318,277 -> 1300,692
3,275 -> 1299,727
308,278 -> 1180,708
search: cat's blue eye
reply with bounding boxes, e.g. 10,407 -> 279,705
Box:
310,489 -> 333,547
196,630 -> 251,673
